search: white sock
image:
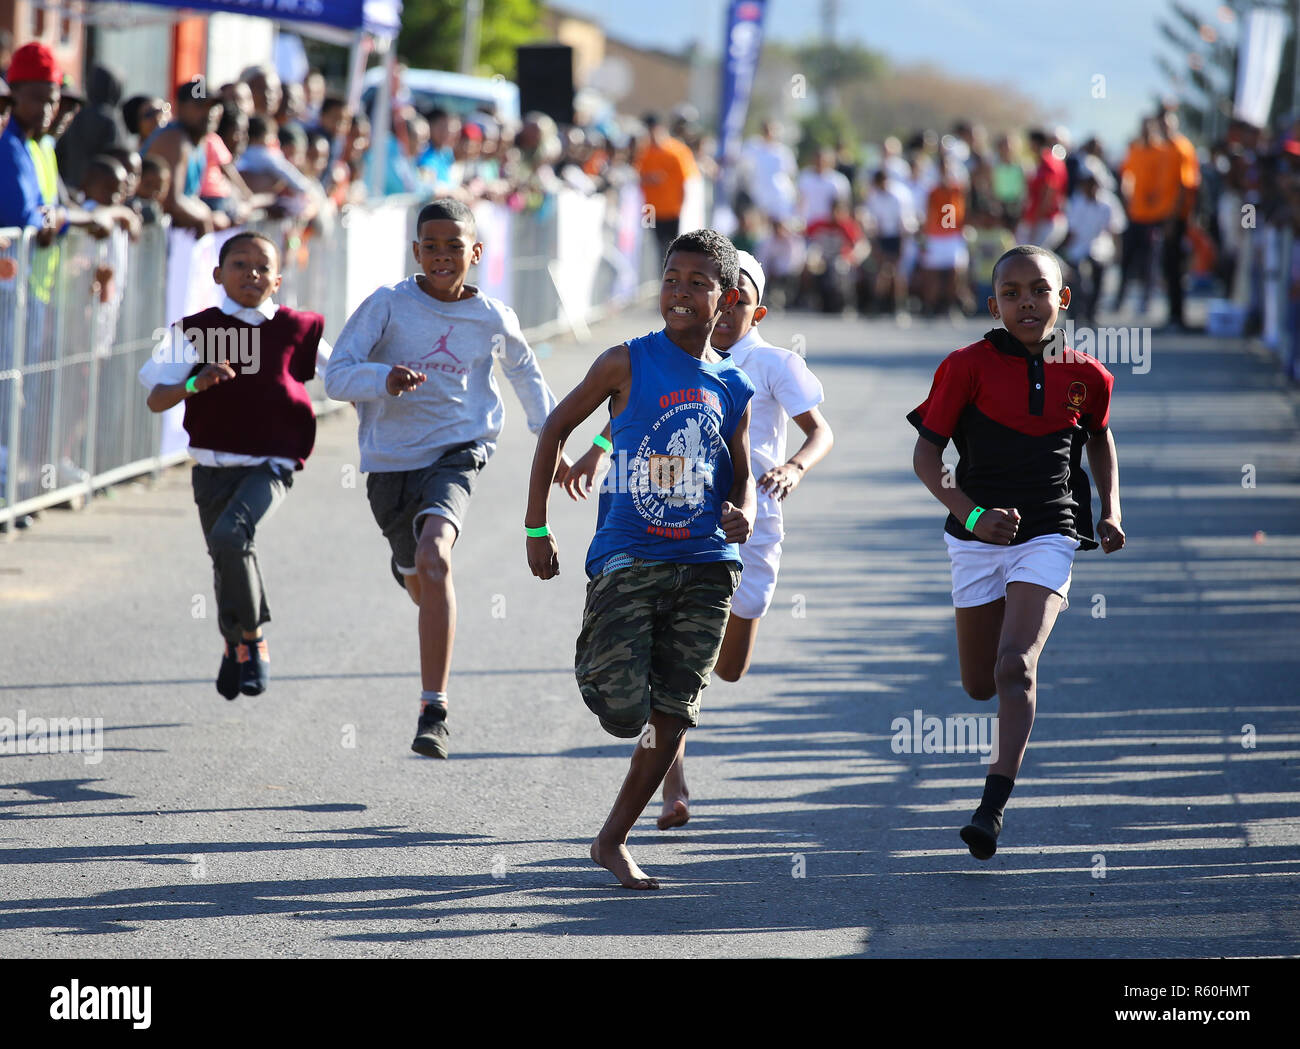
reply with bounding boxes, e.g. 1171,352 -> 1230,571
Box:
420,691 -> 448,717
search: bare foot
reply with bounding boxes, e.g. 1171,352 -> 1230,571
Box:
590,837 -> 659,890
657,796 -> 690,830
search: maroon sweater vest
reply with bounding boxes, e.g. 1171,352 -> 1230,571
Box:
182,306 -> 324,469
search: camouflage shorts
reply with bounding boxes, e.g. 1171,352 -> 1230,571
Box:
575,559 -> 741,738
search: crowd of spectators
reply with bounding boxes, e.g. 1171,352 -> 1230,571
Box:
7,33 -> 1300,345
727,110 -> 1300,336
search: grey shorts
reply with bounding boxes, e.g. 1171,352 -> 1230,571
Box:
366,442 -> 489,573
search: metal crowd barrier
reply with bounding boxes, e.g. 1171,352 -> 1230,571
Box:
0,188 -> 663,535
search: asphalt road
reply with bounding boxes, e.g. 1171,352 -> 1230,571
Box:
1,301 -> 1298,959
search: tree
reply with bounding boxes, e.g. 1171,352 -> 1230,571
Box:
746,41 -> 1054,152
1156,0 -> 1300,142
396,0 -> 542,78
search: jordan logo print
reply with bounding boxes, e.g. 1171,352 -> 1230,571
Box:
423,326 -> 460,364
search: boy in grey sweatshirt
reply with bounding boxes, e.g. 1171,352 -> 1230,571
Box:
325,199 -> 569,757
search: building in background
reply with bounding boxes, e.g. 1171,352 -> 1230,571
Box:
1,2 -> 275,106
0,0 -> 86,80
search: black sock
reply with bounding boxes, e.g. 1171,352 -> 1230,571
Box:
978,773 -> 1014,817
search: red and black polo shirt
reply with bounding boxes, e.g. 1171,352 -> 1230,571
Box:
907,327 -> 1114,549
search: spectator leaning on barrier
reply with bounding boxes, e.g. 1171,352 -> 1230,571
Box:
81,154 -> 140,352
103,145 -> 141,201
238,115 -> 318,220
144,80 -> 228,236
202,104 -> 276,223
0,42 -> 112,243
133,154 -> 170,225
306,95 -> 351,188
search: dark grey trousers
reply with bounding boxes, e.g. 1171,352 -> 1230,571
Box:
191,462 -> 293,644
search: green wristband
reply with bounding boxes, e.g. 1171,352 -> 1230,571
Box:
592,434 -> 612,454
964,506 -> 986,533
185,375 -> 199,395
525,524 -> 550,538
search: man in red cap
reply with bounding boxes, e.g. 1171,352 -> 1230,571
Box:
0,42 -> 109,242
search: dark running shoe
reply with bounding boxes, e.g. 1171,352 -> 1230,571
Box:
960,807 -> 1003,861
216,642 -> 241,700
411,709 -> 449,759
238,636 -> 270,696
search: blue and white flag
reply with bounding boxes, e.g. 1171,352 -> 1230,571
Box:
715,0 -> 768,185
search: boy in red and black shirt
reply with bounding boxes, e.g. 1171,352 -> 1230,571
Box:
908,244 -> 1125,860
140,231 -> 329,699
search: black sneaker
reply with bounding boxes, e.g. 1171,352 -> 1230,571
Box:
411,709 -> 449,758
216,642 -> 241,700
960,807 -> 1002,861
238,637 -> 270,696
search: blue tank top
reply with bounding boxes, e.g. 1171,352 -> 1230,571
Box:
141,127 -> 205,198
585,329 -> 755,578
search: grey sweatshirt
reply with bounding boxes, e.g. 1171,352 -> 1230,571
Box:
324,277 -> 558,473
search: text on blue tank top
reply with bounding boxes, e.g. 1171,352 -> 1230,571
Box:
584,329 -> 753,577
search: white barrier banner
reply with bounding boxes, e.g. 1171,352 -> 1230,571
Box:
472,199 -> 513,304
345,201 -> 411,315
679,175 -> 706,236
554,189 -> 607,322
613,184 -> 645,302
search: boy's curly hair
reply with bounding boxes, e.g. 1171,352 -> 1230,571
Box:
663,228 -> 739,290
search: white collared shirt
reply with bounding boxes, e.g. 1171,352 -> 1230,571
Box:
727,327 -> 825,539
138,293 -> 333,469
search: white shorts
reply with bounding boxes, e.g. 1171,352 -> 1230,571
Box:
732,533 -> 783,619
944,533 -> 1078,609
922,233 -> 969,271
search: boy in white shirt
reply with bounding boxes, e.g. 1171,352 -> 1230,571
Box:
563,251 -> 833,829
1061,158 -> 1126,325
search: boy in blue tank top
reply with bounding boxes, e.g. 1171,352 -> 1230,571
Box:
524,229 -> 756,890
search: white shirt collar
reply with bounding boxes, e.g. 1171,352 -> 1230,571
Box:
726,327 -> 768,361
219,292 -> 278,324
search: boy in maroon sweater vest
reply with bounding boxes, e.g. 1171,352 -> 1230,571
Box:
139,231 -> 331,698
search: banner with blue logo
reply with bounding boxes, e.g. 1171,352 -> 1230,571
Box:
715,0 -> 768,179
100,0 -> 402,37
